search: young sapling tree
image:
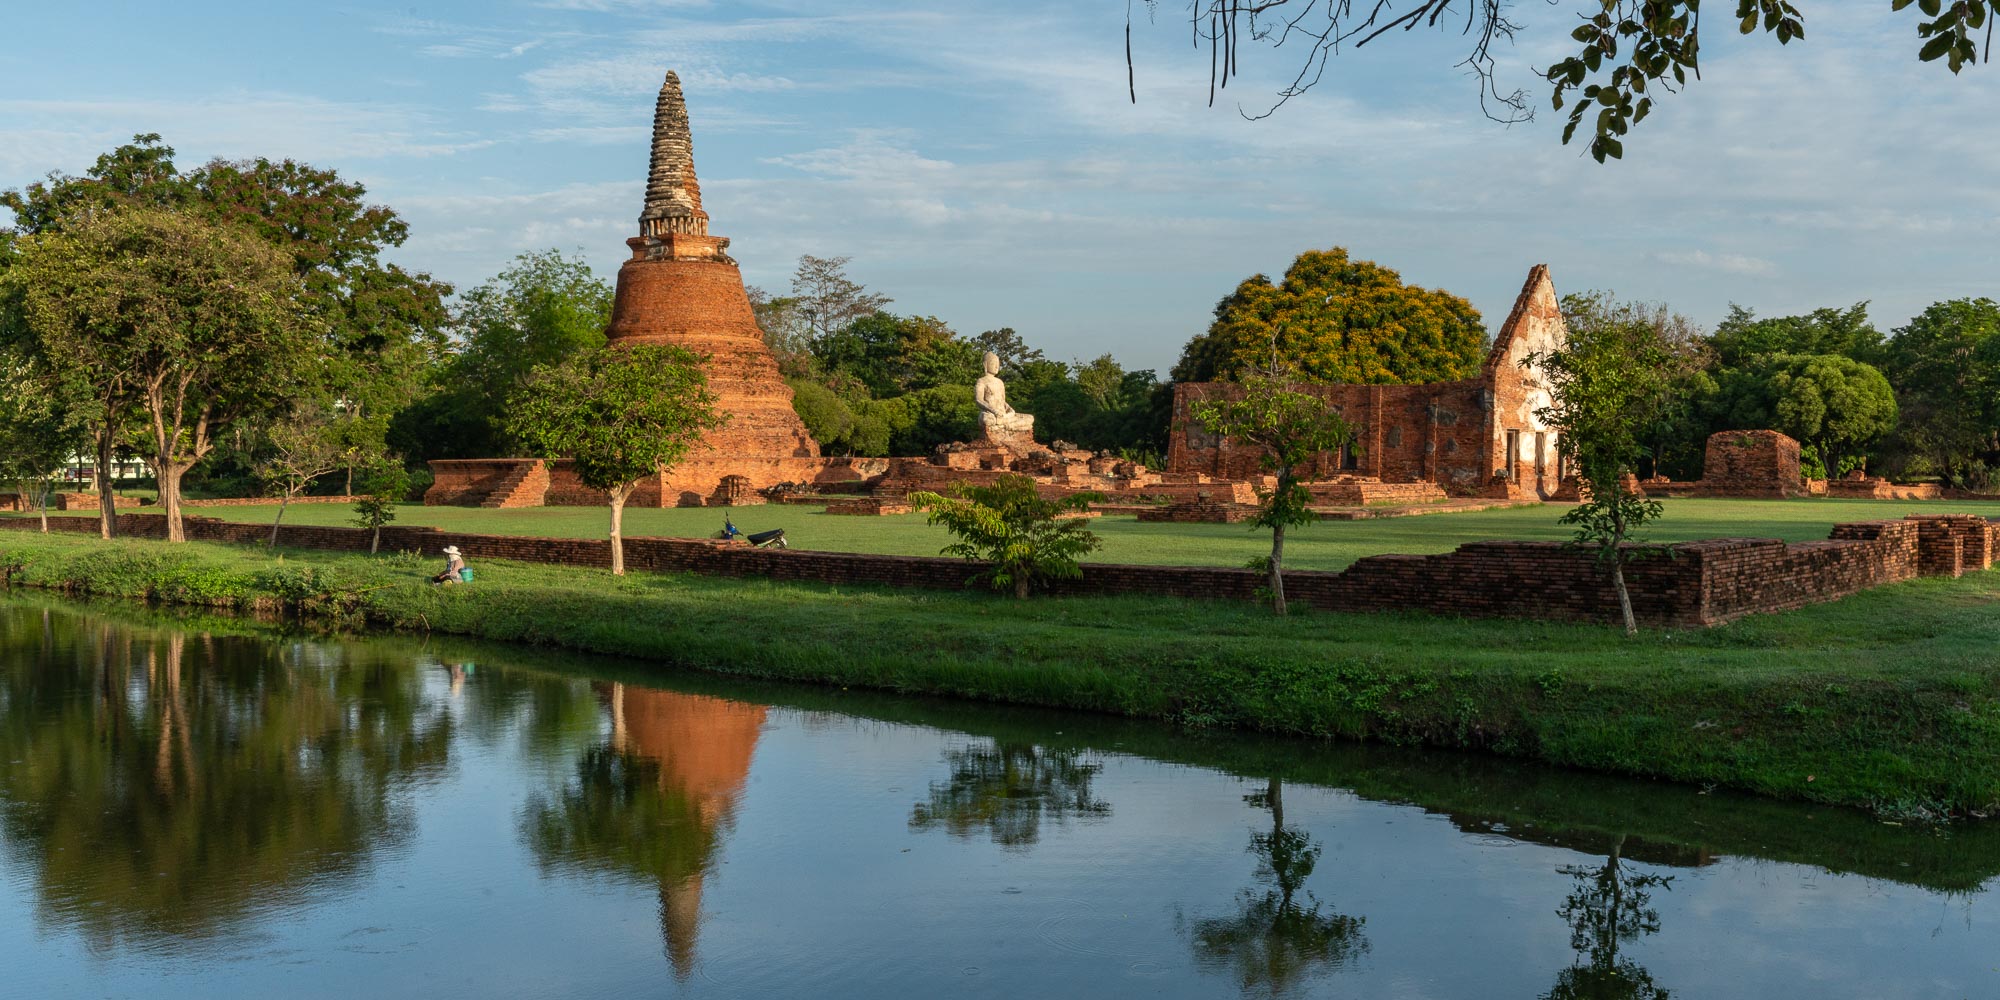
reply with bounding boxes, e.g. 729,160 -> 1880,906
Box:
506,344 -> 724,575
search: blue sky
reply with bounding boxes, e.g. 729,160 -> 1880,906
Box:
2,1 -> 1995,374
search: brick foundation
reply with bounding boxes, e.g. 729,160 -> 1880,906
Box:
9,511 -> 1993,628
1697,430 -> 1806,498
181,496 -> 365,508
1135,493 -> 1261,523
53,492 -> 142,511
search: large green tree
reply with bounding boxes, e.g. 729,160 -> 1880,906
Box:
1190,375 -> 1356,615
814,311 -> 982,397
1707,353 -> 1897,477
3,135 -> 451,493
9,207 -> 313,541
1880,298 -> 2000,487
1708,302 -> 1883,369
403,249 -> 615,462
1175,248 -> 1486,386
506,344 -> 725,575
1131,1 -> 1984,162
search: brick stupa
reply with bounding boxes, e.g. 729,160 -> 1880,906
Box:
607,70 -> 819,463
426,70 -> 855,509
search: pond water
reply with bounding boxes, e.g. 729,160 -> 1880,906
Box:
2,597 -> 1996,999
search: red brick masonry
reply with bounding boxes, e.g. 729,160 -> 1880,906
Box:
5,513 -> 1992,628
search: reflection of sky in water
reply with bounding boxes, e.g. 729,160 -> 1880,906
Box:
0,605 -> 1994,999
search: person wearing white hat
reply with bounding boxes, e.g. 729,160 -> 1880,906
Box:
432,545 -> 468,585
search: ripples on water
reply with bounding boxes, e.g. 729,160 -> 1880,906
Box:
0,597 -> 1994,999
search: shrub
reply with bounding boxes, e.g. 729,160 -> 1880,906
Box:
909,473 -> 1102,598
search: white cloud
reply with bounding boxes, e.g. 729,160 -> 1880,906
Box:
1656,250 -> 1779,278
0,95 -> 490,172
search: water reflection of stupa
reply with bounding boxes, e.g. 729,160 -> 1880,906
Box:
524,684 -> 765,980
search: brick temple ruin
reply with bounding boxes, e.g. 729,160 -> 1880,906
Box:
1165,265 -> 1569,502
425,68 -> 1945,516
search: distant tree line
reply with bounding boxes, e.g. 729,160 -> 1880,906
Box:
7,136 -> 1999,538
749,255 -> 1174,462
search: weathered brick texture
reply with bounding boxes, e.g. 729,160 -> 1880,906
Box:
1698,430 -> 1806,498
1166,266 -> 1568,499
8,512 -> 1994,628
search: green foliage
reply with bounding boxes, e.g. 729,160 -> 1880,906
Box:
351,463 -> 409,553
0,350 -> 81,522
1880,298 -> 2000,488
1707,354 -> 1897,476
506,344 -> 725,574
864,384 -> 980,456
1709,302 -> 1883,368
6,206 -> 314,539
785,378 -> 890,456
507,344 -> 724,495
2,134 -> 451,495
1532,294 -> 1704,633
1140,3 -> 1991,161
909,473 -> 1103,598
12,527 -> 2000,816
1174,248 -> 1485,385
1190,374 -> 1355,614
1020,355 -> 1172,456
816,311 -> 981,397
416,249 -> 614,460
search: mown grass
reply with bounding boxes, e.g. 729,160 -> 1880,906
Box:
5,529 -> 2000,818
25,494 -> 2000,573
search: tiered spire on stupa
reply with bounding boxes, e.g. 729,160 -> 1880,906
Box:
638,70 -> 710,239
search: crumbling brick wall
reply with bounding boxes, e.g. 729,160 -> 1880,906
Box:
1164,266 -> 1568,498
1699,430 -> 1806,498
8,511 -> 1992,628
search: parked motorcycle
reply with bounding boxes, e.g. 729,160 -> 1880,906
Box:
718,516 -> 789,549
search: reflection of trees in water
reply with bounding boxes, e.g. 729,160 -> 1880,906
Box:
1542,836 -> 1674,1000
1185,778 -> 1367,996
519,684 -> 764,981
0,607 -> 451,948
908,740 -> 1111,849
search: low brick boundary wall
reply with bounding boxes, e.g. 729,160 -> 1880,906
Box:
182,496 -> 364,508
4,512 -> 1994,628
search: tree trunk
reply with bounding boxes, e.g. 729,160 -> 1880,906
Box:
158,462 -> 190,543
1610,500 -> 1636,635
608,488 -> 628,576
1611,558 -> 1636,636
1269,520 -> 1288,616
35,482 -> 50,534
268,494 -> 291,548
95,430 -> 116,540
370,523 -> 381,555
1015,574 -> 1030,599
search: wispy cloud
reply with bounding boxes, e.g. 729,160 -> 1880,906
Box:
1656,250 -> 1778,278
0,94 -> 491,172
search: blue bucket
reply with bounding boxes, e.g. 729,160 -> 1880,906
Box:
459,567 -> 475,583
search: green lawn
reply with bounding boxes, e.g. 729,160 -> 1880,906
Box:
6,528 -> 2000,817
101,495 -> 2000,572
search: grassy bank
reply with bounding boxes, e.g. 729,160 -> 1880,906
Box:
36,494 -> 2000,572
4,530 -> 2000,818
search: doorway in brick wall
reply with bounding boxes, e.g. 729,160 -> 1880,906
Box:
1534,432 -> 1547,497
1504,429 -> 1521,483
